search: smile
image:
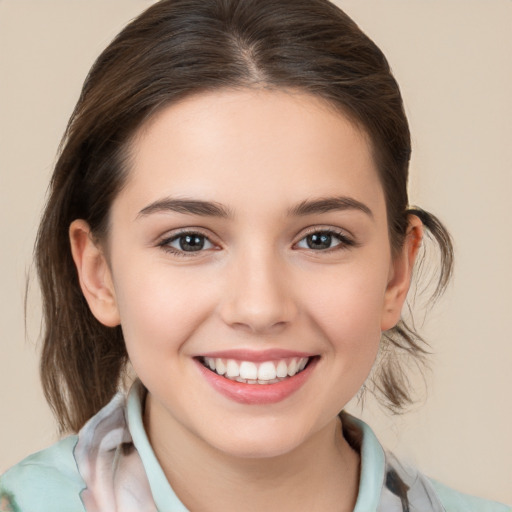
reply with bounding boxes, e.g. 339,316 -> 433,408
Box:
200,356 -> 310,384
195,351 -> 319,405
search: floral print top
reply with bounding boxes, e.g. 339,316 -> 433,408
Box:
1,380 -> 510,512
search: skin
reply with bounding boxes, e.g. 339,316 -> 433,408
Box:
70,88 -> 422,511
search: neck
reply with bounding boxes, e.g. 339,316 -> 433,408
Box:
144,399 -> 360,512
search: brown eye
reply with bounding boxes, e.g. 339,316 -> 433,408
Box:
162,232 -> 215,253
305,233 -> 335,250
295,230 -> 354,251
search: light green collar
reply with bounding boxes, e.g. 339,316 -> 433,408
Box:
126,380 -> 386,512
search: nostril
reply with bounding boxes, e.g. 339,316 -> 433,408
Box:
218,271 -> 298,333
226,318 -> 290,335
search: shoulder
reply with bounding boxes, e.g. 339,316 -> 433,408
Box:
0,435 -> 85,512
343,413 -> 510,512
428,479 -> 511,512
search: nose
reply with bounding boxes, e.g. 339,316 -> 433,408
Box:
218,248 -> 298,335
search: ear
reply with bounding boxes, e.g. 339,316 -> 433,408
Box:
381,215 -> 423,331
69,219 -> 121,327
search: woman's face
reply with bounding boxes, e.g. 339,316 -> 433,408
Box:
76,89 -> 413,459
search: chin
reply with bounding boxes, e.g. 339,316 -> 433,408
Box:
202,418 -> 316,460
218,437 -> 303,460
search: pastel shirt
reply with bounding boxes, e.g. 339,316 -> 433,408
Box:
1,381 -> 510,511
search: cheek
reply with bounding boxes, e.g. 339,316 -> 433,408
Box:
304,262 -> 389,339
111,259 -> 216,366
300,258 -> 390,393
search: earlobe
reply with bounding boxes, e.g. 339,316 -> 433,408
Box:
69,220 -> 121,327
381,215 -> 423,331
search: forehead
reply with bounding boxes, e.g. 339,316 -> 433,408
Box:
119,88 -> 385,220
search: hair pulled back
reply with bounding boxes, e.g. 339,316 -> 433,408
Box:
36,0 -> 453,433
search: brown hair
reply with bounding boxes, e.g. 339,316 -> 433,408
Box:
36,0 -> 453,433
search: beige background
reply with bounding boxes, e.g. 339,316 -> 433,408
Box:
1,0 -> 511,504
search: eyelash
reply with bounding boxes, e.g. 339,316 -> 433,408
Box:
158,230 -> 216,258
296,227 -> 356,252
157,228 -> 356,258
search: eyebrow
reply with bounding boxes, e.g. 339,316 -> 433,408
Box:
138,198 -> 234,219
137,195 -> 373,219
287,196 -> 373,218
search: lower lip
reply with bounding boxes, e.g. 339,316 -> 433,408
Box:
195,358 -> 318,405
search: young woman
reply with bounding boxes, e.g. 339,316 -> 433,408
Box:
0,0 -> 509,510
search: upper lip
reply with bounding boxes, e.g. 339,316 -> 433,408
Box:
196,348 -> 316,362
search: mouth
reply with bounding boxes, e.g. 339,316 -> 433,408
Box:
194,351 -> 319,404
198,356 -> 313,385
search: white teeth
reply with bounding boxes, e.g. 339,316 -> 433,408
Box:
287,359 -> 298,376
202,356 -> 311,383
239,361 -> 258,380
215,358 -> 226,375
276,360 -> 288,378
258,361 -> 277,380
226,359 -> 240,378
